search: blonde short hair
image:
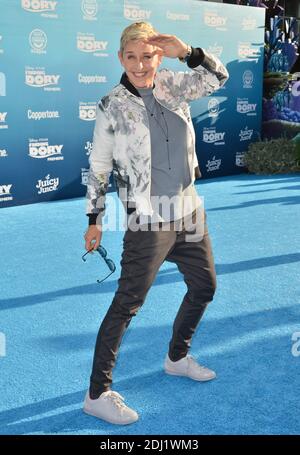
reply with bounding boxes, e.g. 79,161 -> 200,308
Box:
120,21 -> 158,54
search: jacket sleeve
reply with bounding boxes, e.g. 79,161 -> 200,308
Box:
86,100 -> 114,226
171,47 -> 229,102
193,147 -> 201,179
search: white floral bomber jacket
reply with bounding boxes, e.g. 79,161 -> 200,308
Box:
86,47 -> 229,225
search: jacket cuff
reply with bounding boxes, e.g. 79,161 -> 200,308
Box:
194,165 -> 202,179
186,47 -> 205,69
87,213 -> 98,226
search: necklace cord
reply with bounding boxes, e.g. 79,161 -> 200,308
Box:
143,97 -> 171,170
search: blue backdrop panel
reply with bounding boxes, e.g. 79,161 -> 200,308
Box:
0,0 -> 265,208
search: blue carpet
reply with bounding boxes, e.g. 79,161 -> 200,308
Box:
0,173 -> 299,435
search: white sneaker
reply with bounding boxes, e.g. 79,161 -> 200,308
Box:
83,390 -> 139,425
164,354 -> 216,381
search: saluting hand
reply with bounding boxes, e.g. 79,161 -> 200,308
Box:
143,34 -> 189,59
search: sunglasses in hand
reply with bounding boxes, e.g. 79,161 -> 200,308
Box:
82,245 -> 116,284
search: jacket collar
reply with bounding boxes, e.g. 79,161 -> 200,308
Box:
120,72 -> 155,97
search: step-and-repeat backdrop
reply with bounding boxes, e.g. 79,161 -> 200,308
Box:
0,0 -> 265,208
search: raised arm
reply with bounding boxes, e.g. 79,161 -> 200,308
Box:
146,34 -> 229,102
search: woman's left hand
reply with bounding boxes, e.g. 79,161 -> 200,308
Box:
143,34 -> 189,59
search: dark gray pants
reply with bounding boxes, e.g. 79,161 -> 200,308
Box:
89,210 -> 217,396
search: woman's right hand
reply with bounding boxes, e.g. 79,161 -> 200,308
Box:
84,225 -> 102,252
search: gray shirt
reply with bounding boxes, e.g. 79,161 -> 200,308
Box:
134,86 -> 201,225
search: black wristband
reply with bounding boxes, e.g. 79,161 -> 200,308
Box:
87,213 -> 98,225
186,47 -> 205,68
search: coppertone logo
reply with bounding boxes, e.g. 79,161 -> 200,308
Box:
77,33 -> 108,56
81,168 -> 89,185
25,68 -> 61,91
208,98 -> 219,118
27,110 -> 60,120
0,112 -> 8,129
238,43 -> 260,62
236,151 -> 246,167
29,29 -> 47,54
78,74 -> 107,84
166,11 -> 189,21
0,184 -> 13,202
124,2 -> 151,21
237,99 -> 257,116
29,138 -> 64,161
207,44 -> 223,58
243,70 -> 254,89
85,141 -> 93,155
21,0 -> 58,17
81,0 -> 98,21
79,102 -> 97,121
0,149 -> 8,157
204,11 -> 227,30
36,174 -> 59,194
0,72 -> 6,96
206,156 -> 222,172
203,127 -> 225,145
239,127 -> 253,142
242,17 -> 256,31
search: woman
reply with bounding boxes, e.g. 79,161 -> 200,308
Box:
83,21 -> 229,425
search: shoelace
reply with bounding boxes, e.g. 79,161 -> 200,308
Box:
103,391 -> 126,409
187,354 -> 206,371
